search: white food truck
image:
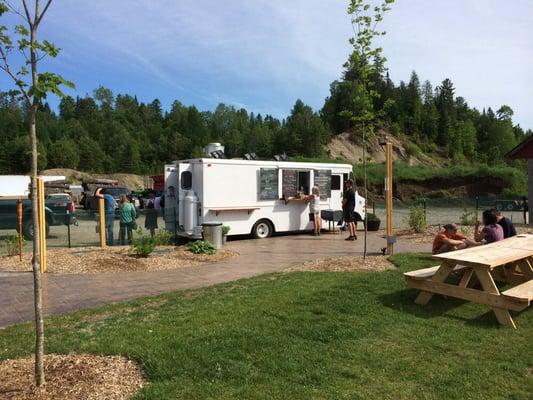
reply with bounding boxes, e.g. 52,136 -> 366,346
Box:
164,152 -> 365,239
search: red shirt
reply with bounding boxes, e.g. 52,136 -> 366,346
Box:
432,231 -> 466,254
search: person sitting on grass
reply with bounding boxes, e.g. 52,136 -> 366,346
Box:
474,209 -> 504,244
432,223 -> 477,254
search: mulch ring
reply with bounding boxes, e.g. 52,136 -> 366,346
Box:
285,255 -> 395,272
0,246 -> 238,274
0,354 -> 145,400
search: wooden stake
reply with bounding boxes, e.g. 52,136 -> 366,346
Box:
385,142 -> 394,255
17,199 -> 23,261
37,178 -> 47,273
98,198 -> 106,248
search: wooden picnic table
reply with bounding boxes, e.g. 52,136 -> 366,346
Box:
404,234 -> 533,328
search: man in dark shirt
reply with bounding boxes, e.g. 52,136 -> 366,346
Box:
95,187 -> 117,245
342,179 -> 357,241
492,209 -> 516,239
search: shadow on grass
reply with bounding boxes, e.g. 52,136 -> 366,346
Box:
379,288 -> 501,328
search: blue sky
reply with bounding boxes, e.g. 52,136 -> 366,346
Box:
1,0 -> 532,129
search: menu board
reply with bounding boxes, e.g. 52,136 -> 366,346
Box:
314,169 -> 331,200
282,169 -> 298,198
259,168 -> 279,200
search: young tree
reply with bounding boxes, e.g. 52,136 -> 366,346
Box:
345,0 -> 394,257
0,0 -> 73,385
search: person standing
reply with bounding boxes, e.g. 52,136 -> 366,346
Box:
492,209 -> 517,239
95,187 -> 117,246
144,191 -> 159,237
342,179 -> 357,241
306,186 -> 321,236
119,195 -> 136,245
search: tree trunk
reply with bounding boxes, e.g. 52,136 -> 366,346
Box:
30,21 -> 45,387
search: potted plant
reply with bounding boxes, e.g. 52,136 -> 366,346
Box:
365,213 -> 381,231
222,225 -> 231,244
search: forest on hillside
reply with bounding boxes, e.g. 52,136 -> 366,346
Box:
0,69 -> 529,176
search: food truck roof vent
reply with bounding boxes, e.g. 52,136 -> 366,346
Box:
204,143 -> 225,158
244,153 -> 258,160
273,152 -> 288,161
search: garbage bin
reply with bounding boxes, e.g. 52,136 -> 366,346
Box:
202,222 -> 223,249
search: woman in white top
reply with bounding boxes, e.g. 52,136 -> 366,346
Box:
307,186 -> 321,236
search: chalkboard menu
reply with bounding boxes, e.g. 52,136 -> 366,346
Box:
259,168 -> 279,200
314,169 -> 331,200
282,169 -> 298,198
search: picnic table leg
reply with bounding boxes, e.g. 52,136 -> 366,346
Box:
518,258 -> 533,280
414,262 -> 456,305
458,268 -> 474,288
474,268 -> 516,328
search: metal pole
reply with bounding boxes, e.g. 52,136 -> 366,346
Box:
98,198 -> 106,248
67,210 -> 71,249
475,196 -> 479,221
423,198 -> 427,224
17,199 -> 23,261
372,200 -> 375,215
386,142 -> 394,256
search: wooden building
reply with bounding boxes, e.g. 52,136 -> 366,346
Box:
506,135 -> 533,224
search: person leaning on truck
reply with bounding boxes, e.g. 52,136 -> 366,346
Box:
95,187 -> 117,246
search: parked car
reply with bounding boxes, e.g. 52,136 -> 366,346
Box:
0,197 -> 76,239
82,186 -> 140,214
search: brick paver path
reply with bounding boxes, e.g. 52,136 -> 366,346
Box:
0,231 -> 427,327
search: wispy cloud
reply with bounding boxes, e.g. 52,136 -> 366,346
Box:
1,0 -> 531,129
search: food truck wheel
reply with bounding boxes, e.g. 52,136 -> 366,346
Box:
252,219 -> 273,239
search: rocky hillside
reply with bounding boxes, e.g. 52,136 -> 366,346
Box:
325,129 -> 437,166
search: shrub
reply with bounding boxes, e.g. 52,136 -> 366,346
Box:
406,205 -> 426,233
154,229 -> 173,246
3,235 -> 20,257
186,240 -> 216,255
405,142 -> 421,158
366,213 -> 380,221
131,229 -> 156,257
460,209 -> 477,226
222,225 -> 231,236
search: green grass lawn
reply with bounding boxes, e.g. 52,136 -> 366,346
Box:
1,254 -> 532,399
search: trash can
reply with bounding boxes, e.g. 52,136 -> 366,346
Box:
202,222 -> 223,249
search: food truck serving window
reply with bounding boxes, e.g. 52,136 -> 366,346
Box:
181,171 -> 192,190
331,175 -> 341,190
259,168 -> 278,200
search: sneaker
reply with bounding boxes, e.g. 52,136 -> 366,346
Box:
345,236 -> 353,241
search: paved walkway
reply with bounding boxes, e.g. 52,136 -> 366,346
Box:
0,231 -> 427,327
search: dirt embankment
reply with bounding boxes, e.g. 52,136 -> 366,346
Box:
362,175 -> 506,201
326,129 -> 437,167
41,168 -> 149,190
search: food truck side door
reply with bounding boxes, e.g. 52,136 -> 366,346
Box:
177,163 -> 194,229
164,165 -> 179,232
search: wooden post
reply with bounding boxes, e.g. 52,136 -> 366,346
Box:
98,198 -> 106,248
527,158 -> 533,225
385,142 -> 394,255
17,199 -> 23,261
37,178 -> 47,273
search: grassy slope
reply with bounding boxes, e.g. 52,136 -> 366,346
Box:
0,254 -> 531,399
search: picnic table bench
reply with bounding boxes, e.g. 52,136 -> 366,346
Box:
404,234 -> 533,328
